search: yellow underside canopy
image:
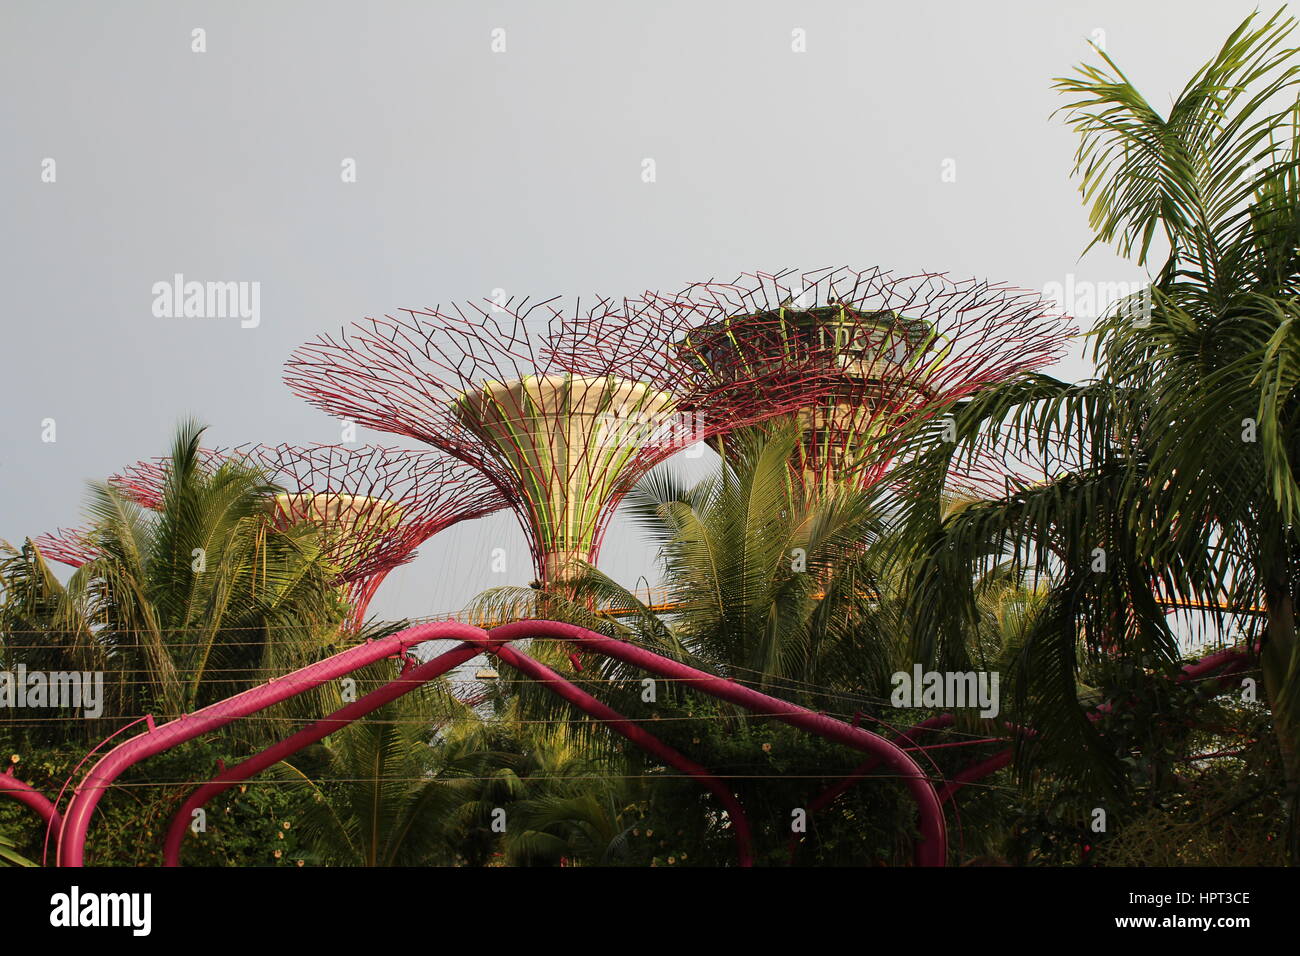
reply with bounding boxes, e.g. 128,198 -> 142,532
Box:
453,373 -> 677,578
272,492 -> 405,568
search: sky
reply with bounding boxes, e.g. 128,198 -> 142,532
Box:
0,0 -> 1280,622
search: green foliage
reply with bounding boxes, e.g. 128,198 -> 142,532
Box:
0,741 -> 313,867
0,420 -> 349,747
891,11 -> 1300,856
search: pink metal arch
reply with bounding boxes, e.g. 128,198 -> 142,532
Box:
61,620 -> 947,867
487,620 -> 947,866
487,641 -> 755,864
792,645 -> 1255,863
57,621 -> 485,866
0,768 -> 61,857
163,640 -> 755,866
933,646 -> 1255,804
161,641 -> 480,867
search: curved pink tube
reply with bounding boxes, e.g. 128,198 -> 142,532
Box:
807,715 -> 956,815
938,648 -> 1257,803
486,620 -> 947,866
937,750 -> 1014,804
69,619 -> 948,867
0,769 -> 61,857
787,715 -> 955,864
490,642 -> 754,865
58,621 -> 486,866
161,642 -> 482,866
1179,647 -> 1250,684
163,639 -> 754,866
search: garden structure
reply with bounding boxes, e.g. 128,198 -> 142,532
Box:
103,445 -> 506,626
283,294 -> 818,584
558,266 -> 1071,492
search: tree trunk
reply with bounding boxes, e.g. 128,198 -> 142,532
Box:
1263,563 -> 1300,864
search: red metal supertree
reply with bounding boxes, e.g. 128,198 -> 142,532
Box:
242,444 -> 506,625
943,441 -> 1071,504
558,266 -> 1074,494
284,294 -> 803,584
109,445 -> 506,626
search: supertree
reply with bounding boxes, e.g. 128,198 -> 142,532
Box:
284,295 -> 803,584
942,441 -> 1077,506
559,267 -> 1073,493
109,445 -> 505,626
243,444 -> 506,625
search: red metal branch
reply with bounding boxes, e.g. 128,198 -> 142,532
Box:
30,528 -> 96,568
556,266 -> 1073,490
284,294 -> 807,582
106,445 -> 506,623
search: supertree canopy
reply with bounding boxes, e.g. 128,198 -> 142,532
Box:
109,445 -> 505,624
451,373 -> 678,581
245,444 -> 506,621
560,267 -> 1073,492
284,296 -> 799,583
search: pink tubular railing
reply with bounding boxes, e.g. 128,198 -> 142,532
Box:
484,620 -> 947,866
57,621 -> 486,866
160,641 -> 483,867
62,620 -> 948,867
934,647 -> 1255,802
163,639 -> 755,866
0,768 -> 61,857
488,642 -> 755,864
793,645 -> 1256,862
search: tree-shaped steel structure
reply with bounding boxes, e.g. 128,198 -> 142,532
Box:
559,267 -> 1073,492
284,295 -> 801,583
108,445 -> 505,625
244,444 -> 506,623
107,446 -> 231,509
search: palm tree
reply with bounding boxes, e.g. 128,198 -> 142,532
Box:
271,675 -> 490,867
502,788 -> 640,866
892,7 -> 1300,855
274,685 -> 638,867
0,420 -> 347,740
495,716 -> 644,866
462,423 -> 929,864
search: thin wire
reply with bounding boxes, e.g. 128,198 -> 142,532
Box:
56,771 -> 1024,793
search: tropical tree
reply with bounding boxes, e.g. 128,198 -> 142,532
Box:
622,424 -> 906,703
0,419 -> 348,742
893,7 -> 1300,858
272,675 -> 493,867
483,709 -> 644,866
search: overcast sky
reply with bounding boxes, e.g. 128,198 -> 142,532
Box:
0,0 -> 1277,622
